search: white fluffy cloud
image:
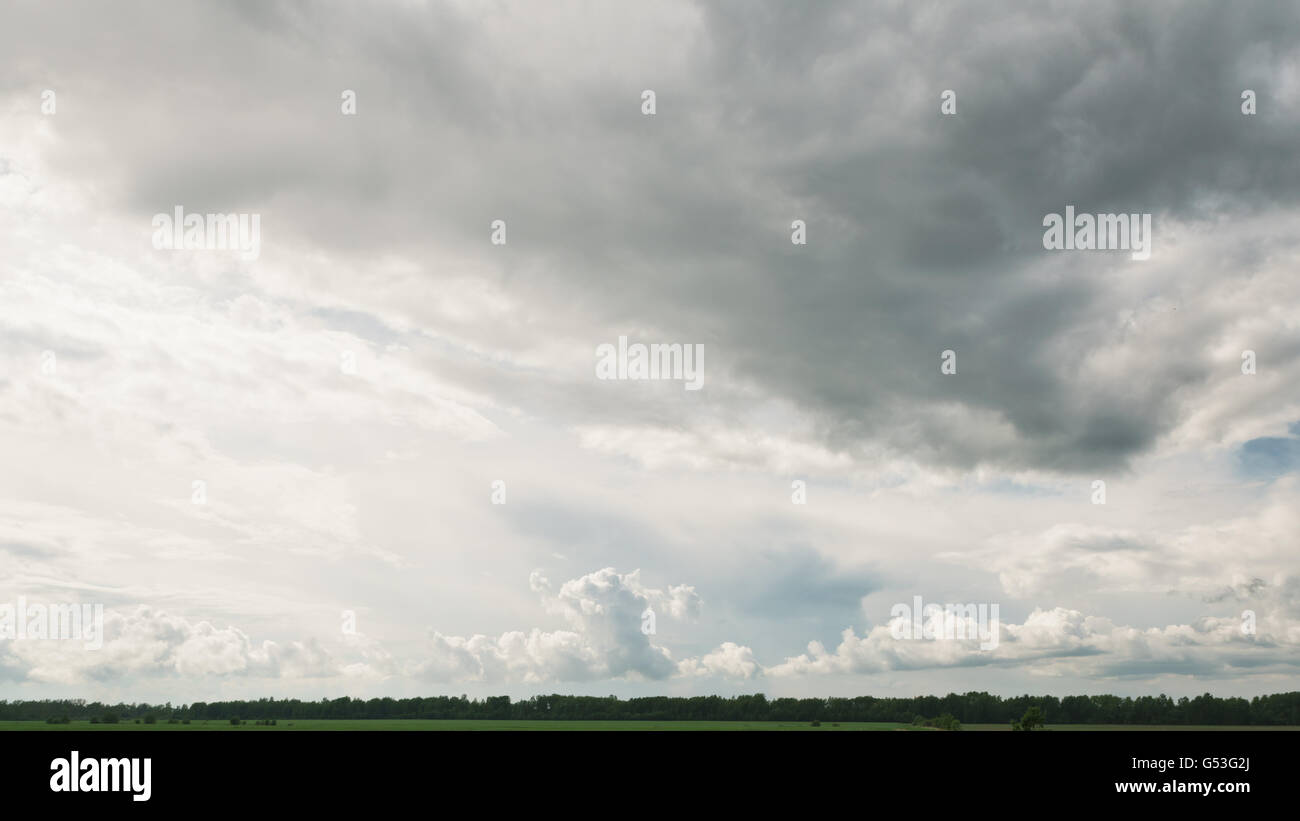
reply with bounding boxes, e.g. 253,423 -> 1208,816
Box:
0,606 -> 340,684
767,608 -> 1300,679
410,568 -> 709,683
679,642 -> 762,680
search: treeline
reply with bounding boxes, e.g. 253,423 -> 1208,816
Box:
3,691 -> 1300,724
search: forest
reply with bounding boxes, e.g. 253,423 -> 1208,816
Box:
3,690 -> 1298,724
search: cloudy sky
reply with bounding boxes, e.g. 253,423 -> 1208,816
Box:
2,0 -> 1300,705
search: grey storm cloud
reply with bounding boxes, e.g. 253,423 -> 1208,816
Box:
4,0 -> 1300,473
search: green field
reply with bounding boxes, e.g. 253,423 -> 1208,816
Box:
2,720 -> 918,731
964,723 -> 1300,732
3,719 -> 1297,731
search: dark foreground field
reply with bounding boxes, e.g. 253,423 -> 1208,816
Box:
3,720 -> 908,731
4,720 -> 1298,731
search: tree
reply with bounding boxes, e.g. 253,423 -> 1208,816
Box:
934,713 -> 961,731
1012,706 -> 1045,731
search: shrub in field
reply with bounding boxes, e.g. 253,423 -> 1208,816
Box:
230,717 -> 241,725
1011,707 -> 1045,732
912,714 -> 962,730
934,714 -> 962,731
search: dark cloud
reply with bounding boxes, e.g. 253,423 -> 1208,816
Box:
4,0 -> 1299,479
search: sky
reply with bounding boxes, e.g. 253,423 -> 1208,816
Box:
2,0 -> 1299,705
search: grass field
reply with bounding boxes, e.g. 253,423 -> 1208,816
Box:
3,720 -> 1297,731
964,723 -> 1300,732
2,719 -> 917,731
